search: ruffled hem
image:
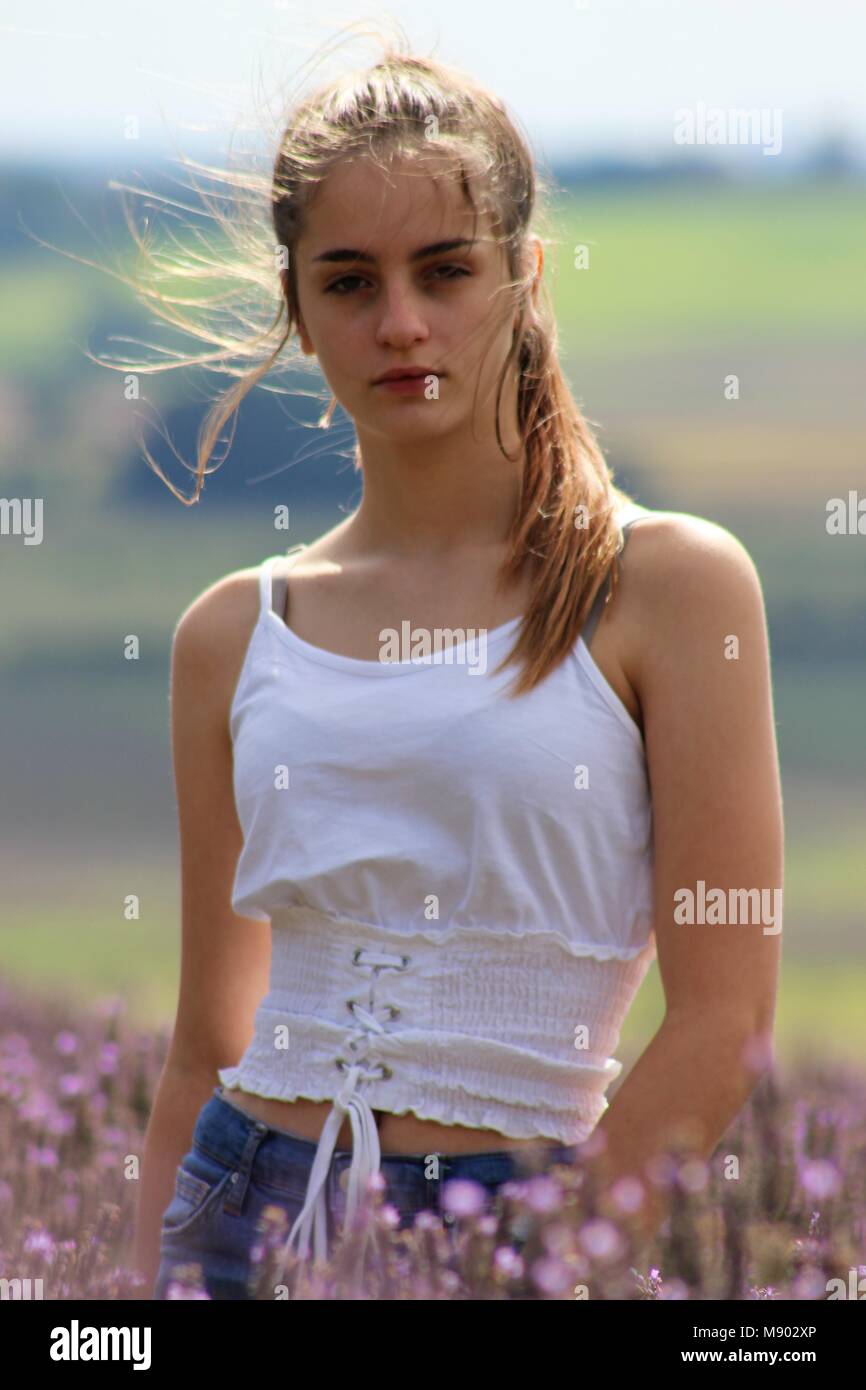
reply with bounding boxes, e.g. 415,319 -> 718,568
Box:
216,1071 -> 601,1145
269,903 -> 656,963
218,1029 -> 617,1143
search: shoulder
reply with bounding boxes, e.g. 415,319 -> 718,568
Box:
619,508 -> 766,639
173,560 -> 264,653
623,508 -> 762,582
171,560 -> 267,711
616,508 -> 769,695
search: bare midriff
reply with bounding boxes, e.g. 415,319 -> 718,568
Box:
220,1090 -> 563,1157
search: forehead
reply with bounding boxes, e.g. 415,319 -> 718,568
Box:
298,153 -> 494,256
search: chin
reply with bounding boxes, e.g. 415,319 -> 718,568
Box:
362,408 -> 458,442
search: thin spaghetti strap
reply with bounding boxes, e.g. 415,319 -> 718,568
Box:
269,544 -> 307,624
580,506 -> 655,648
258,555 -> 278,620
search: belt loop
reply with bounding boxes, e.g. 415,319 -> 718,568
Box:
223,1118 -> 269,1217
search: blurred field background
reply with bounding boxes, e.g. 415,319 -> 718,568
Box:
1,165 -> 864,1090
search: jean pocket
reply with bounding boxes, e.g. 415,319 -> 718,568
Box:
160,1149 -> 235,1239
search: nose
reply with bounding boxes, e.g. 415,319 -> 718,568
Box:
374,280 -> 430,350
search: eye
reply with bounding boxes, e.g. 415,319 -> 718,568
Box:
324,273 -> 368,295
323,263 -> 472,295
430,263 -> 472,282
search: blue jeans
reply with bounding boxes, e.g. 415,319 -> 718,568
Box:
154,1085 -> 577,1299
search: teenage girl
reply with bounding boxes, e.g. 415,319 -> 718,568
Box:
128,45 -> 783,1299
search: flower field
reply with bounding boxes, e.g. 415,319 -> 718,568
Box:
2,979 -> 864,1301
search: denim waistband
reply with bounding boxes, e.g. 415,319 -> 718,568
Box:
204,1085 -> 577,1179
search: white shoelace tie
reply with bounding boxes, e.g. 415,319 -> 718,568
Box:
275,946 -> 409,1278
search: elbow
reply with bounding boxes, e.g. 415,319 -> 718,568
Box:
665,996 -> 778,1084
728,1000 -> 779,1097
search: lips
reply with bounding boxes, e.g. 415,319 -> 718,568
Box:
374,367 -> 439,384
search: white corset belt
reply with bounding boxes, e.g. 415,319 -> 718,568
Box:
217,904 -> 656,1271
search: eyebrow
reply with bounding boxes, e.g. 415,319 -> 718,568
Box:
311,238 -> 476,265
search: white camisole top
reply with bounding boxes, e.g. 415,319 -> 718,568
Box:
217,503 -> 657,1269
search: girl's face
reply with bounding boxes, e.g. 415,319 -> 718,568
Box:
291,153 -> 527,448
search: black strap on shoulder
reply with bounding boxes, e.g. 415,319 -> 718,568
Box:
580,509 -> 653,648
271,546 -> 306,623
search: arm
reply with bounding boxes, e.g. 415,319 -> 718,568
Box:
130,570 -> 273,1297
581,514 -> 783,1243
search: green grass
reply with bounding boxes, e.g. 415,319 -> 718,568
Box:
784,828 -> 866,926
0,876 -> 180,1031
548,184 -> 866,352
618,957 -> 866,1073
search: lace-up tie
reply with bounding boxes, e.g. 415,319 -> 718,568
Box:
277,945 -> 410,1276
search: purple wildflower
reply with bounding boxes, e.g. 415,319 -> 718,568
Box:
522,1175 -> 563,1214
610,1176 -> 645,1213
441,1178 -> 487,1218
54,1032 -> 79,1056
578,1218 -> 625,1262
493,1246 -> 524,1278
166,1281 -> 210,1299
58,1073 -> 87,1098
530,1256 -> 573,1295
799,1159 -> 841,1199
26,1144 -> 59,1168
24,1229 -> 56,1258
659,1278 -> 689,1300
678,1158 -> 709,1193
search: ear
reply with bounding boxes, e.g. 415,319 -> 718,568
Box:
513,237 -> 544,334
528,236 -> 543,306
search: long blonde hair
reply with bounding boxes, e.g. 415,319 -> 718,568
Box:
69,25 -> 638,697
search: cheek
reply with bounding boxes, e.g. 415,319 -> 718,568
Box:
309,315 -> 366,372
454,297 -> 513,353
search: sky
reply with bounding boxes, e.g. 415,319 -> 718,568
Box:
1,0 -> 864,169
